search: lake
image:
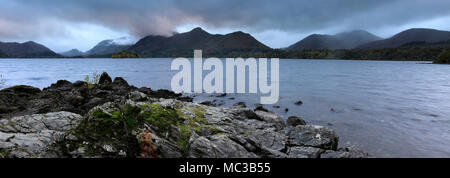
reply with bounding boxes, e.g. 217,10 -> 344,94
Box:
1,58 -> 449,158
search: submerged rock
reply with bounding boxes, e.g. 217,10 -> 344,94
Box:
287,116 -> 307,127
295,100 -> 303,105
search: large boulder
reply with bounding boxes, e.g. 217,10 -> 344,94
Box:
288,125 -> 339,150
98,72 -> 112,84
0,112 -> 82,158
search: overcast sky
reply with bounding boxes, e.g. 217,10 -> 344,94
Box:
1,0 -> 450,52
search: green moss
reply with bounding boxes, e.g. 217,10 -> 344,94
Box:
214,133 -> 228,137
0,150 -> 10,158
193,106 -> 207,124
139,104 -> 182,133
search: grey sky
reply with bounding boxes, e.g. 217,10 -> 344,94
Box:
1,0 -> 449,52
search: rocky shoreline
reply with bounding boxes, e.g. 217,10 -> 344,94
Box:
0,72 -> 368,158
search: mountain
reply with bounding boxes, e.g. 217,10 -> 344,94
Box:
287,30 -> 382,51
85,37 -> 134,56
287,34 -> 349,50
357,28 -> 450,49
334,30 -> 382,48
60,49 -> 85,57
0,41 -> 61,58
129,27 -> 270,57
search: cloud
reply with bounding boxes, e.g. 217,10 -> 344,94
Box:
1,0 -> 450,50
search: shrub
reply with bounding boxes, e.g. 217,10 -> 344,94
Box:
434,49 -> 450,64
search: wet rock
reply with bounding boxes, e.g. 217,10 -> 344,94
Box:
232,102 -> 247,108
330,108 -> 344,113
287,116 -> 307,126
216,93 -> 227,97
98,72 -> 112,84
288,125 -> 339,150
295,100 -> 303,105
254,104 -> 270,112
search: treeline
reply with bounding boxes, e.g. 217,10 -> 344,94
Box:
135,47 -> 448,61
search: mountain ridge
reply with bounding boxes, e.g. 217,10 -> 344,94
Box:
0,41 -> 61,58
357,28 -> 450,49
287,30 -> 382,50
60,49 -> 85,57
128,27 -> 270,57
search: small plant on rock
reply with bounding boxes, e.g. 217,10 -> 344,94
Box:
84,72 -> 101,89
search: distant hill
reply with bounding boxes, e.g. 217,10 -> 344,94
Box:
357,28 -> 450,49
85,37 -> 134,56
334,30 -> 382,48
287,30 -> 381,51
401,40 -> 450,48
60,49 -> 85,57
129,27 -> 270,57
0,41 -> 61,58
287,34 -> 349,50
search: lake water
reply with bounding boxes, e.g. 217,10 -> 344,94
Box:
1,58 -> 450,158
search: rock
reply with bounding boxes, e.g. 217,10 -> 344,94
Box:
288,146 -> 324,158
288,125 -> 339,150
248,129 -> 287,152
285,108 -> 289,112
254,110 -> 286,131
149,89 -> 193,102
232,102 -> 247,108
1,85 -> 41,95
254,104 -> 270,112
98,72 -> 112,84
128,91 -> 148,102
113,77 -> 129,87
321,147 -> 369,158
0,112 -> 83,158
295,100 -> 303,105
200,100 -> 224,107
216,93 -> 227,97
272,105 -> 281,108
287,116 -> 307,126
200,101 -> 214,106
187,133 -> 257,158
0,85 -> 41,116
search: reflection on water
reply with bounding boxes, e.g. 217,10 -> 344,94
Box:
1,58 -> 450,157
